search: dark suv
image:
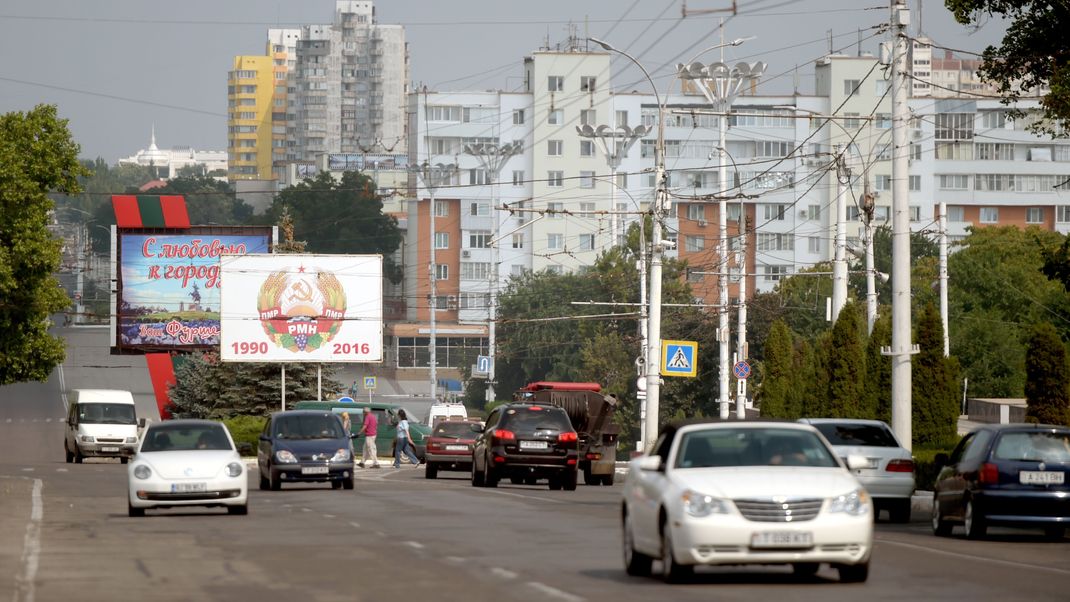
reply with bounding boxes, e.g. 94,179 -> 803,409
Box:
471,403 -> 578,490
257,410 -> 356,490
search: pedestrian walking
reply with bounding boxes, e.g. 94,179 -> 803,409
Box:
357,407 -> 380,468
393,408 -> 420,468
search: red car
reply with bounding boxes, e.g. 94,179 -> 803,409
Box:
424,420 -> 482,479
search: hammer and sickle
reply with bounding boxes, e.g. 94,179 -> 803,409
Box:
287,281 -> 314,303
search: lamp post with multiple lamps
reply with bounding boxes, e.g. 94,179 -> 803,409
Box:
411,161 -> 458,402
462,141 -> 524,403
677,56 -> 765,420
575,123 -> 650,246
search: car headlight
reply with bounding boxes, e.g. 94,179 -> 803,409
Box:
133,465 -> 152,480
79,435 -> 95,443
828,488 -> 871,516
330,448 -> 351,463
682,489 -> 729,517
225,462 -> 243,477
125,437 -> 138,444
275,450 -> 298,464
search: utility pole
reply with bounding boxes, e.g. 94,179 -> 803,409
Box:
735,205 -> 747,419
939,201 -> 949,357
862,186 -> 878,334
832,146 -> 851,323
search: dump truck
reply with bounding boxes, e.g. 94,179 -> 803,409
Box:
513,381 -> 620,485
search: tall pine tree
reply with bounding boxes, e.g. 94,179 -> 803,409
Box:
1025,322 -> 1070,426
912,303 -> 961,447
758,319 -> 794,418
825,302 -> 867,418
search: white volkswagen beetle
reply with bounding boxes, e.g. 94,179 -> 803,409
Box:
622,421 -> 873,582
127,419 -> 248,517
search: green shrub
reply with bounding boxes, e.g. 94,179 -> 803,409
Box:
912,446 -> 955,491
223,415 -> 267,456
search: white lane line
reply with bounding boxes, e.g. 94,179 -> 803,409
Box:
5,418 -> 11,423
14,478 -> 44,602
323,514 -> 336,519
877,538 -> 1070,575
402,541 -> 424,549
525,582 -> 584,602
481,488 -> 568,505
20,468 -> 34,472
490,567 -> 517,580
301,507 -> 311,512
55,468 -> 68,473
44,419 -> 51,423
349,521 -> 361,529
445,556 -> 466,564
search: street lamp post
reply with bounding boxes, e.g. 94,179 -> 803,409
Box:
462,141 -> 523,404
575,123 -> 649,245
677,57 -> 765,420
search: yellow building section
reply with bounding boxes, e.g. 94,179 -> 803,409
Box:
227,55 -> 274,181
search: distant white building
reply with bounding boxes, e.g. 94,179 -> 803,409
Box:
118,127 -> 228,180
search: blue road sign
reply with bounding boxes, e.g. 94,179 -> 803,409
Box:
661,340 -> 698,378
476,355 -> 492,375
338,396 -> 354,403
733,361 -> 752,380
363,376 -> 377,390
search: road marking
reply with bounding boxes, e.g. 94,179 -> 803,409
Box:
402,541 -> 424,549
481,488 -> 569,505
45,419 -> 51,423
21,468 -> 34,472
349,521 -> 361,529
490,567 -> 517,579
877,538 -> 1070,575
5,419 -> 11,423
323,514 -> 336,519
55,468 -> 68,473
301,507 -> 311,512
526,582 -> 584,602
445,556 -> 466,564
14,478 -> 43,602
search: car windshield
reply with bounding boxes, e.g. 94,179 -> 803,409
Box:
675,427 -> 839,469
813,423 -> 899,447
141,424 -> 232,452
274,415 -> 345,440
501,407 -> 572,433
993,431 -> 1070,463
433,422 -> 479,438
78,403 -> 136,425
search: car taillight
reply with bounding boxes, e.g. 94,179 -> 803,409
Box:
886,459 -> 914,473
559,432 -> 578,443
586,452 -> 601,460
493,429 -> 516,441
979,462 -> 999,484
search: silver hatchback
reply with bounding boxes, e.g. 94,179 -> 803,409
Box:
799,418 -> 916,522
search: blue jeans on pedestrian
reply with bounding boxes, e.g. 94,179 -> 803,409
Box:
394,437 -> 419,467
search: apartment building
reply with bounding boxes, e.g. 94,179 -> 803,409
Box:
226,55 -> 275,180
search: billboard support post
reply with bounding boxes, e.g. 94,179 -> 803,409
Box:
281,365 -> 286,411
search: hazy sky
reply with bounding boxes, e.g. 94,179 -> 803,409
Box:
0,0 -> 1007,163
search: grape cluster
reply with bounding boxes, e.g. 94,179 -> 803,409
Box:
295,334 -> 308,350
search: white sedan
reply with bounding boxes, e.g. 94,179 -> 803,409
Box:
127,419 -> 248,517
622,421 -> 874,583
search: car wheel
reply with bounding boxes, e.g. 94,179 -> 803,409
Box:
485,465 -> 499,488
1044,526 -> 1065,541
888,498 -> 911,523
622,512 -> 653,577
120,457 -> 128,465
332,480 -> 343,489
64,442 -> 73,464
964,500 -> 987,540
583,466 -> 596,485
227,505 -> 248,516
425,463 -> 438,479
837,561 -> 869,583
269,469 -> 282,491
792,563 -> 820,577
342,477 -> 354,490
548,476 -> 563,490
931,493 -> 952,536
601,472 -> 615,486
563,468 -> 578,491
74,448 -> 84,464
127,502 -> 145,518
660,522 -> 693,583
471,458 -> 485,487
259,472 -> 270,491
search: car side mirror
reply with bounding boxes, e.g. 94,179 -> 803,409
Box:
845,454 -> 869,470
471,424 -> 484,433
138,418 -> 146,428
934,453 -> 949,467
259,434 -> 270,441
637,455 -> 663,472
237,442 -> 254,456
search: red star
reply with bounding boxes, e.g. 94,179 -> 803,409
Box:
298,265 -> 306,273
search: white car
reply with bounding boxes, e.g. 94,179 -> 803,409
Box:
622,421 -> 874,583
127,420 -> 248,517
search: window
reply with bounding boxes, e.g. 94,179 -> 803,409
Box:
875,113 -> 892,129
763,265 -> 792,282
686,267 -> 703,283
909,175 -> 921,191
808,205 -> 821,220
547,171 -> 563,187
763,204 -> 787,220
976,143 -> 1014,161
755,141 -> 790,158
685,235 -> 704,252
469,169 -> 489,185
579,234 -> 595,251
512,233 -> 524,248
580,202 -> 596,214
547,201 -> 563,218
427,105 -> 462,122
808,236 -> 821,254
935,113 -> 974,140
469,231 -> 491,248
844,79 -> 860,96
946,206 -> 965,222
469,202 -> 490,216
875,175 -> 892,191
875,80 -> 889,96
512,109 -> 525,125
512,170 -> 525,186
434,200 -> 448,217
939,175 -> 969,190
844,112 -> 861,129
616,172 -> 628,189
580,140 -> 595,157
579,171 -> 595,188
1058,205 -> 1070,223
910,206 -> 921,222
580,76 -> 596,92
460,262 -> 492,280
935,142 -> 973,160
435,264 -> 448,281
434,232 -> 449,249
548,76 -> 563,92
757,233 -> 795,251
1026,207 -> 1044,223
981,110 -> 1007,129
548,109 -> 563,125
687,204 -> 705,222
548,140 -> 563,156
616,110 -> 628,127
980,207 -> 999,223
580,109 -> 596,126
547,233 -> 563,250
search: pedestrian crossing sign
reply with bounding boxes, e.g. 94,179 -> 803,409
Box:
661,340 -> 698,378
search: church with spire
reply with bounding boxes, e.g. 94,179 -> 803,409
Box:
118,125 -> 227,180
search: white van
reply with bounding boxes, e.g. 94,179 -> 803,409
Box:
64,389 -> 143,464
427,402 -> 468,429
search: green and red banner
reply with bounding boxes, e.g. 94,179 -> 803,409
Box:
111,195 -> 190,229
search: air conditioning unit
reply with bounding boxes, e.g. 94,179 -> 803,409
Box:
447,295 -> 458,310
461,250 -> 471,258
696,220 -> 707,227
911,129 -> 923,140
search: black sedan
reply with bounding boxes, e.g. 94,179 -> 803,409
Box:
932,423 -> 1070,540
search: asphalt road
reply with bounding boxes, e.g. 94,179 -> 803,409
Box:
2,329 -> 1069,601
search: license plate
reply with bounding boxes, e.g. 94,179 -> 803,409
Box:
301,466 -> 329,475
101,446 -> 120,453
171,482 -> 207,493
1020,471 -> 1064,485
445,444 -> 469,451
750,531 -> 813,549
519,440 -> 549,450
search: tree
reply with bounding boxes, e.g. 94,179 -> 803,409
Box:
913,303 -> 961,447
947,1 -> 1070,137
824,302 -> 868,418
1024,322 -> 1070,426
0,105 -> 88,384
864,312 -> 893,423
269,171 -> 404,282
1039,234 -> 1070,293
756,319 -> 795,418
146,176 -> 253,226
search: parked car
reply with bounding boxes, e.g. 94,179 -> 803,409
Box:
424,419 -> 482,479
292,400 -> 432,460
127,419 -> 247,517
799,418 -> 915,522
621,420 -> 874,583
931,423 -> 1070,540
257,410 -> 355,491
471,403 -> 579,490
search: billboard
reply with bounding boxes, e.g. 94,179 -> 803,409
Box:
115,227 -> 273,351
219,254 -> 383,363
